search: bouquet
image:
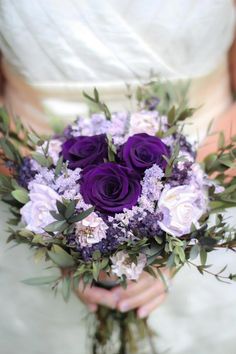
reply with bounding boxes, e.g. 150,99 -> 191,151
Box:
0,82 -> 236,354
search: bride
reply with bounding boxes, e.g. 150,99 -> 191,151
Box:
0,1 -> 236,353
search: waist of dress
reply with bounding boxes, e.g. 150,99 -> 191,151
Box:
2,57 -> 233,140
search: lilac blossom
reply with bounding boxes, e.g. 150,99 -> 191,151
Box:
140,164 -> 164,203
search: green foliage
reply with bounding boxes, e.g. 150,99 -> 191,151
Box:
48,245 -> 75,268
83,88 -> 112,120
22,275 -> 60,286
11,189 -> 29,204
107,134 -> 117,162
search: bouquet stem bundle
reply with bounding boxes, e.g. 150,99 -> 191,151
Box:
93,306 -> 157,354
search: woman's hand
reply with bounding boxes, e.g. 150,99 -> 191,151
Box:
74,271 -> 169,318
112,272 -> 168,318
197,103 -> 236,180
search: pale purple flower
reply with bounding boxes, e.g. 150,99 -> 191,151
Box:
28,168 -> 55,189
158,185 -> 207,237
91,113 -> 111,135
140,164 -> 164,203
20,183 -> 60,234
75,212 -> 108,247
177,151 -> 194,170
190,163 -> 208,189
37,139 -> 62,165
108,112 -> 129,136
71,116 -> 94,136
111,251 -> 147,280
55,168 -> 81,198
129,110 -> 161,136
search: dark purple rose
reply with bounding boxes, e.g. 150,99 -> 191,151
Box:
61,134 -> 108,169
80,162 -> 141,214
119,133 -> 169,174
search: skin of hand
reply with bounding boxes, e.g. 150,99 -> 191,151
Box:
74,271 -> 169,318
197,31 -> 236,169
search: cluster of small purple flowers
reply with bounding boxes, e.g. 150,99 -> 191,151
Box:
18,108 -> 210,279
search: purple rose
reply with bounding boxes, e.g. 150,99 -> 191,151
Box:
80,162 -> 141,214
119,133 -> 169,174
61,134 -> 108,169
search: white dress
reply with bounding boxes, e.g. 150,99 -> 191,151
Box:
0,1 -> 236,353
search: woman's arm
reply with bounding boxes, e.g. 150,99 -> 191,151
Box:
0,52 -> 5,104
197,30 -> 236,163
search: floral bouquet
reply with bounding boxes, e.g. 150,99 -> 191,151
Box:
0,83 -> 236,354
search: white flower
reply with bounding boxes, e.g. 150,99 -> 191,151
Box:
190,163 -> 206,188
158,185 -> 207,237
75,212 -> 108,247
20,183 -> 60,234
129,110 -> 160,136
111,251 -> 147,280
37,139 -> 62,165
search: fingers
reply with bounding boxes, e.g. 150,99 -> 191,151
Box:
137,292 -> 167,319
112,272 -> 154,300
87,303 -> 98,313
117,279 -> 166,313
75,282 -> 119,309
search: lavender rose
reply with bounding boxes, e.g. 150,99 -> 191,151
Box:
80,162 -> 141,214
119,133 -> 169,175
61,134 -> 108,169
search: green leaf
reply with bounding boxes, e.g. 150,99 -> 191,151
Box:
167,106 -> 176,125
28,132 -> 43,146
11,189 -> 29,204
190,244 -> 200,260
56,200 -> 67,216
19,229 -> 34,238
65,200 -> 76,219
177,246 -> 186,263
48,245 -> 75,268
44,220 -> 68,233
0,138 -> 16,161
229,274 -> 236,281
156,268 -> 169,291
69,206 -> 95,223
62,275 -> 71,302
50,211 -> 65,221
0,107 -> 10,134
218,131 -> 225,150
55,156 -> 64,176
204,153 -> 218,170
200,248 -> 207,266
92,262 -> 100,281
177,107 -> 196,122
145,266 -> 157,278
22,275 -> 59,286
32,152 -> 53,167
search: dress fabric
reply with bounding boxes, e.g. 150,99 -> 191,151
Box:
0,1 -> 236,354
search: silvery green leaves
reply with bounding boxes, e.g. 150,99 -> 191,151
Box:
83,88 -> 112,120
0,108 -> 35,165
136,79 -> 191,116
203,132 -> 236,180
11,189 -> 29,204
45,199 -> 94,235
106,134 -> 117,162
0,136 -> 22,165
0,175 -> 29,209
167,105 -> 196,126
